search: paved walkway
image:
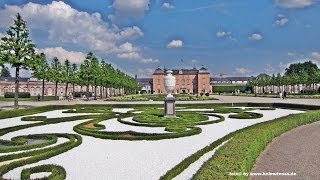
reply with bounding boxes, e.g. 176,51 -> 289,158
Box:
250,121 -> 320,180
1,95 -> 320,108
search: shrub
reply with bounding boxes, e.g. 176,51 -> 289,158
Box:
229,112 -> 263,119
74,91 -> 92,97
212,86 -> 247,93
21,164 -> 66,180
4,92 -> 31,98
205,92 -> 210,96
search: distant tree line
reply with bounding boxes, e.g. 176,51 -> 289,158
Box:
248,61 -> 320,94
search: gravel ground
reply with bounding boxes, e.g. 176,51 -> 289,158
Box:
2,95 -> 320,109
250,121 -> 320,180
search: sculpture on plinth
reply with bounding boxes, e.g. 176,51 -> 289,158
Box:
164,70 -> 176,118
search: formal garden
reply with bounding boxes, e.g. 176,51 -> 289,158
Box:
0,103 -> 319,179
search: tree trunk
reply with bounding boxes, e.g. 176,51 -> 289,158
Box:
86,84 -> 89,101
100,84 -> 103,99
42,79 -> 45,101
72,83 -> 75,97
94,85 -> 97,100
14,66 -> 20,109
55,81 -> 58,100
65,82 -> 69,97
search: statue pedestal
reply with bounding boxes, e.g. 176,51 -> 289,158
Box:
164,96 -> 176,118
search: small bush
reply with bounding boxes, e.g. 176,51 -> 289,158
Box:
213,86 -> 247,93
74,91 -> 92,97
4,92 -> 31,98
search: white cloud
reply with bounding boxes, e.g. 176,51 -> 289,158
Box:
117,42 -> 141,59
311,52 -> 320,59
162,2 -> 175,9
111,0 -> 149,20
275,0 -> 314,8
140,58 -> 159,64
216,31 -> 231,38
265,64 -> 275,74
287,52 -> 296,56
167,40 -> 183,48
137,68 -> 154,77
275,17 -> 289,26
249,33 -> 263,41
116,42 -> 160,64
36,47 -> 86,64
0,1 -> 144,54
191,59 -> 199,63
234,67 -> 252,76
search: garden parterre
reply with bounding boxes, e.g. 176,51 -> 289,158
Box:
0,104 -> 316,180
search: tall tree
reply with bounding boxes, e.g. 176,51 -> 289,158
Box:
0,13 -> 36,108
285,61 -> 319,75
63,59 -> 71,96
32,53 -> 49,100
0,66 -> 11,77
70,63 -> 78,97
78,52 -> 95,101
49,57 -> 63,99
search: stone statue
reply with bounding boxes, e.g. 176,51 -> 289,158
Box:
164,70 -> 176,118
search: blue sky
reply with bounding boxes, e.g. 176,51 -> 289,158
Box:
0,0 -> 320,77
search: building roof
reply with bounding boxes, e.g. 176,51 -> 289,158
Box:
198,66 -> 210,74
136,78 -> 152,86
153,67 -> 164,75
153,66 -> 210,75
211,76 -> 254,82
0,77 -> 30,82
256,73 -> 270,78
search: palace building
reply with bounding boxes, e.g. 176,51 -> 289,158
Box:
152,66 -> 211,94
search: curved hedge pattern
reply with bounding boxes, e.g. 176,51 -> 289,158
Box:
73,109 -> 225,140
21,164 -> 66,180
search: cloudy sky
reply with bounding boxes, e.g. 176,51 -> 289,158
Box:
0,0 -> 320,77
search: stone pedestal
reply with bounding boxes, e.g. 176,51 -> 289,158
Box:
164,96 -> 176,118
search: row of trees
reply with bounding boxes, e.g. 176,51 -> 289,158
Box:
248,61 -> 320,94
0,13 -> 138,108
33,52 -> 139,101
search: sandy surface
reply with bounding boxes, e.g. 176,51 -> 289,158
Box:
2,95 -> 320,109
2,108 -> 303,180
250,121 -> 320,180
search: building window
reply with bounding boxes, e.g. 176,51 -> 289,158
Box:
158,79 -> 160,83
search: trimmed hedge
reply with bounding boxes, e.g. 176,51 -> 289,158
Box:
0,134 -> 82,179
21,164 -> 66,180
21,116 -> 48,121
192,111 -> 320,179
4,92 -> 31,98
213,86 -> 247,93
0,134 -> 57,153
229,112 -> 263,119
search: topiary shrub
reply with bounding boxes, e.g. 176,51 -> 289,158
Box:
4,92 -> 31,98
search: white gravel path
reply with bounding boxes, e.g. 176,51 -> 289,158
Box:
0,110 -> 96,130
2,108 -> 303,180
112,108 -> 134,113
